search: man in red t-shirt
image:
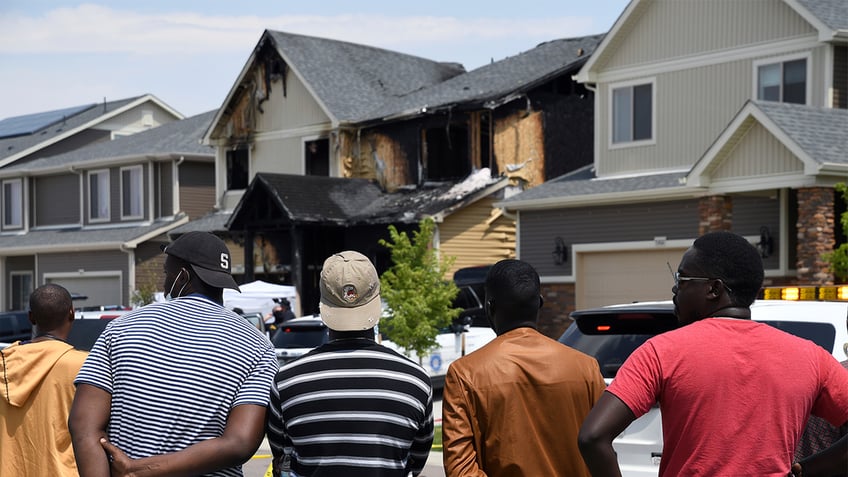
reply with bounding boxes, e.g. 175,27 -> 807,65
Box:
577,231 -> 848,477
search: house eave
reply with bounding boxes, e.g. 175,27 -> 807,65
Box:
0,94 -> 182,168
497,186 -> 701,211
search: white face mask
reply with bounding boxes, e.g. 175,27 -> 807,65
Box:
165,269 -> 188,301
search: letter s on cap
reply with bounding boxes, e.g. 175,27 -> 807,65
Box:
220,253 -> 230,269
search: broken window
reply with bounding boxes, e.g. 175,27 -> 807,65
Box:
422,124 -> 470,181
227,147 -> 249,190
305,138 -> 329,177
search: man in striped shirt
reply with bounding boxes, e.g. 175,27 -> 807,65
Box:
267,251 -> 434,477
69,231 -> 279,477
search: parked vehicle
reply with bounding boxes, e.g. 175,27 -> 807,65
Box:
559,290 -> 848,477
0,311 -> 32,348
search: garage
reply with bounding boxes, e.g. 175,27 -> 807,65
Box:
576,247 -> 688,309
46,274 -> 123,309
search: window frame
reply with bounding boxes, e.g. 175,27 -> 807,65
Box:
120,165 -> 144,220
2,178 -> 23,229
88,169 -> 110,223
752,52 -> 811,105
608,77 -> 656,149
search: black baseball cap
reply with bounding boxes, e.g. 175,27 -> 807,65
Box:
162,231 -> 240,291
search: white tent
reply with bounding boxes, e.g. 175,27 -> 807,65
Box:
223,280 -> 298,317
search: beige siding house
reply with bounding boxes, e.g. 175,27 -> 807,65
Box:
502,0 -> 848,335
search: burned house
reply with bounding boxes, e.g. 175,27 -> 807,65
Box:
194,29 -> 603,313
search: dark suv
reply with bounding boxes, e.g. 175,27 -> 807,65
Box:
0,311 -> 31,345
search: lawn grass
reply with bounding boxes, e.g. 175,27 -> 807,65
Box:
432,425 -> 442,450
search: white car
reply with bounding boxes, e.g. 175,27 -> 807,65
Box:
270,314 -> 496,389
559,296 -> 848,477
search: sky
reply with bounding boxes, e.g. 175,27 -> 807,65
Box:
0,1 -> 631,120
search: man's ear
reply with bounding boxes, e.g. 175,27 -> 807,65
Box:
485,299 -> 494,318
538,295 -> 544,309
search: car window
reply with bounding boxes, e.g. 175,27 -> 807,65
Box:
759,320 -> 836,354
272,325 -> 328,349
560,326 -> 656,378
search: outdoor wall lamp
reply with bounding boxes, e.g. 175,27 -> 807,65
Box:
757,226 -> 774,258
552,237 -> 568,265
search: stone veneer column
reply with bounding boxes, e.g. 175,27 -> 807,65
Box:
796,187 -> 835,285
698,195 -> 733,235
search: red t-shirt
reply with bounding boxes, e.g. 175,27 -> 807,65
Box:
607,318 -> 848,476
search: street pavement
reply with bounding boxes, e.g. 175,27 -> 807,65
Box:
243,396 -> 445,477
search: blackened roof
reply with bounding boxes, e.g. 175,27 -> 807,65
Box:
228,171 -> 506,229
367,34 -> 605,120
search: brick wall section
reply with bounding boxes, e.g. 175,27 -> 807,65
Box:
538,282 -> 576,339
698,195 -> 733,235
796,187 -> 835,284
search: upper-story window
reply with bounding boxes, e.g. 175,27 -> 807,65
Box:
88,169 -> 110,222
755,56 -> 808,104
2,179 -> 22,229
226,147 -> 249,190
611,79 -> 654,146
121,165 -> 143,219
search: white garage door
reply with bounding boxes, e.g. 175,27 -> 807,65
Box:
576,248 -> 688,309
46,275 -> 123,308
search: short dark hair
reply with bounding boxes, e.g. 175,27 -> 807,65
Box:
29,284 -> 72,330
485,259 -> 541,317
692,231 -> 763,306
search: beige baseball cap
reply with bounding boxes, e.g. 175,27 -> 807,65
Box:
319,251 -> 382,331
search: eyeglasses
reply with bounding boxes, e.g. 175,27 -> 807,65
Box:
667,262 -> 733,293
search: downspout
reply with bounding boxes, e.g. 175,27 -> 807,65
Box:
174,156 -> 185,217
147,158 -> 154,223
68,165 -> 83,227
119,243 -> 135,308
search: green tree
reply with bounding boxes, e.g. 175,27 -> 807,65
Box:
824,183 -> 848,282
379,217 -> 461,361
130,282 -> 157,308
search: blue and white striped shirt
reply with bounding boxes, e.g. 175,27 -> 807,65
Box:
267,338 -> 434,477
75,294 -> 279,477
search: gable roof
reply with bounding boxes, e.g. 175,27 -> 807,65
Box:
204,30 -> 465,139
0,110 -> 216,176
688,100 -> 848,186
227,170 -> 507,229
504,100 -> 848,210
791,0 -> 848,37
365,34 -> 605,121
0,94 -> 183,168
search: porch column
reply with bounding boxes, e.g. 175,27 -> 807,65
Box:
698,195 -> 733,235
243,231 -> 254,283
796,187 -> 834,285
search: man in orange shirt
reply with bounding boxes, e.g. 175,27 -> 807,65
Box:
442,259 -> 606,476
0,284 -> 87,477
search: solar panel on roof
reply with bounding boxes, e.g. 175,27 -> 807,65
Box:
0,104 -> 95,139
